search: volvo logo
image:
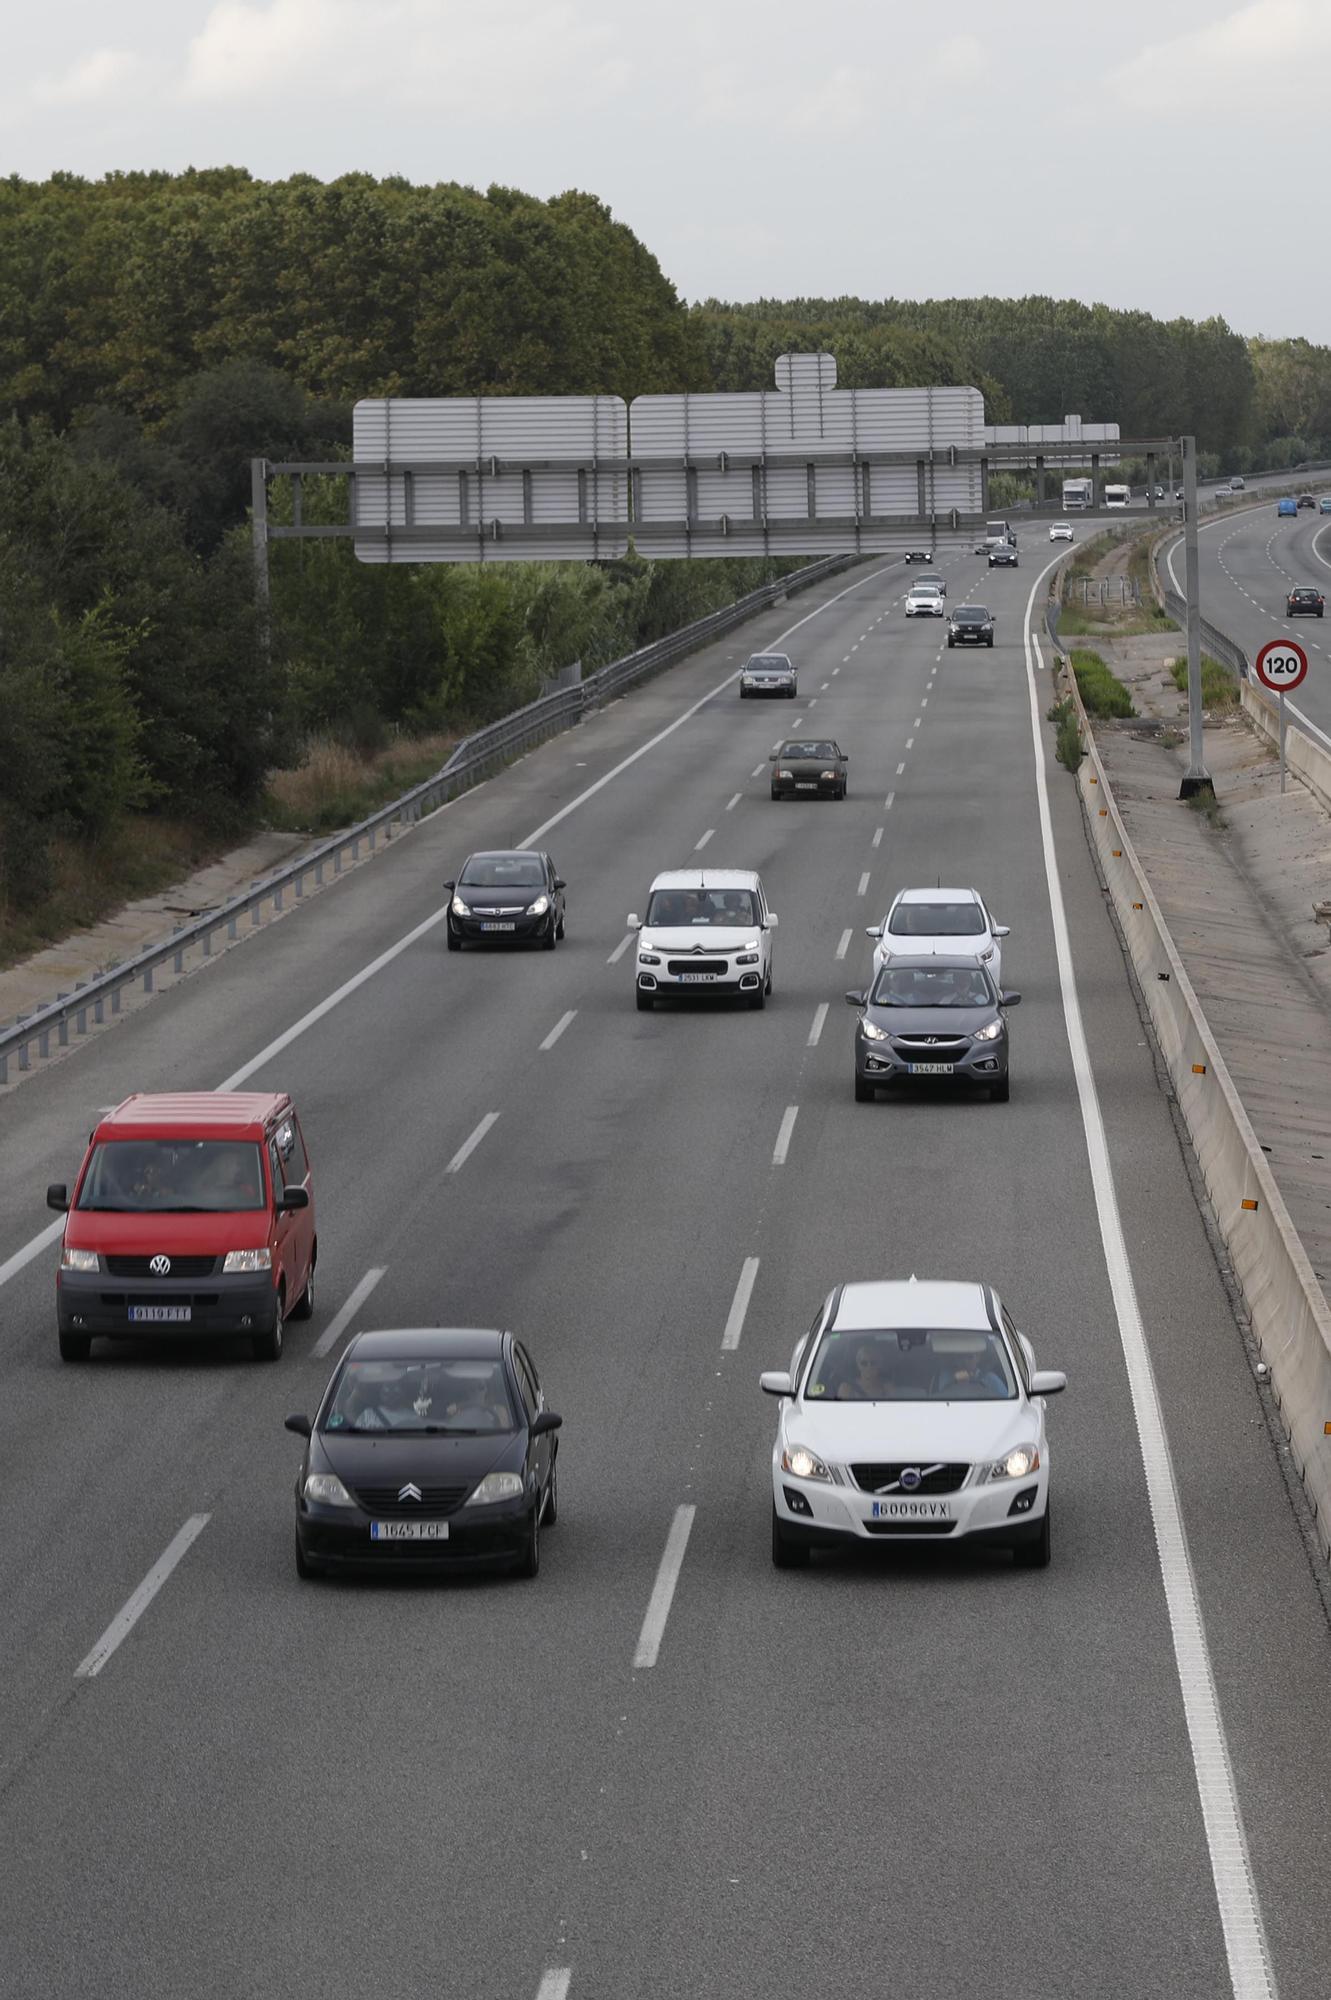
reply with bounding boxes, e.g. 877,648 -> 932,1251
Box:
149,1254 -> 171,1276
398,1482 -> 423,1503
899,1467 -> 923,1491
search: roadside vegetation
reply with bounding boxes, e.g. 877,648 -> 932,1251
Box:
1071,650 -> 1135,719
1170,656 -> 1240,712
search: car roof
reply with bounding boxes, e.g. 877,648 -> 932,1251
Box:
346,1327 -> 508,1360
953,605 -> 991,615
895,886 -> 980,905
94,1092 -> 289,1140
462,848 -> 544,863
831,1279 -> 993,1333
909,581 -> 942,590
874,953 -> 992,972
745,651 -> 792,663
648,868 -> 761,891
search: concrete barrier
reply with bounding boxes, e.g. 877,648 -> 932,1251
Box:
1241,681 -> 1331,817
1059,662 -> 1331,1557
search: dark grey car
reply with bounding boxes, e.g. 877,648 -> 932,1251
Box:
770,738 -> 848,800
845,956 -> 1021,1103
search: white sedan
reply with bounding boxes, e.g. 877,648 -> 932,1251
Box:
762,1278 -> 1065,1569
1049,522 -> 1074,542
905,584 -> 946,618
866,885 -> 1007,987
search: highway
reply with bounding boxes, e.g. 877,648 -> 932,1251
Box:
2,536 -> 1330,2000
1168,500 -> 1331,746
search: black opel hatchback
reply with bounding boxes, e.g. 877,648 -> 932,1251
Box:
288,1328 -> 562,1579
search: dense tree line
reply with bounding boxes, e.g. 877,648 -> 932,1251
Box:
4,168 -> 1330,939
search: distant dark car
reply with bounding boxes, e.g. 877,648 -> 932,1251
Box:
1287,588 -> 1325,618
988,545 -> 1019,568
445,850 -> 565,951
770,738 -> 848,800
948,605 -> 995,648
288,1327 -> 562,1579
1298,494 -> 1316,511
904,549 -> 932,563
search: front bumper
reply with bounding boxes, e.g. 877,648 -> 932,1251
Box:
56,1268 -> 278,1338
906,604 -> 946,617
772,776 -> 841,796
949,628 -> 993,644
297,1496 -> 534,1571
773,1460 -> 1047,1549
450,911 -> 554,942
740,678 -> 796,696
638,965 -> 765,997
856,1038 -> 1006,1088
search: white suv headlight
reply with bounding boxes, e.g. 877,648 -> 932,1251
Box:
972,1020 -> 1004,1043
983,1445 -> 1040,1481
223,1247 -> 272,1272
61,1247 -> 99,1272
781,1444 -> 832,1482
304,1471 -> 357,1507
526,894 -> 549,916
469,1471 -> 524,1505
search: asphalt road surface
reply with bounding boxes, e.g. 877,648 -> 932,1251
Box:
2,538 -> 1329,2000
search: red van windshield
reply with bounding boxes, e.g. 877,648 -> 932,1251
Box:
76,1140 -> 265,1213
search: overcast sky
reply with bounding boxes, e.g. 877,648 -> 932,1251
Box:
6,0 -> 1328,344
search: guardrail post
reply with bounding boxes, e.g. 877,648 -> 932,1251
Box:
39,1028 -> 50,1057
94,997 -> 105,1024
76,1007 -> 87,1035
143,966 -> 154,993
111,986 -> 122,1015
57,1014 -> 68,1047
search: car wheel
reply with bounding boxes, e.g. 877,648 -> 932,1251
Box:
854,1074 -> 876,1103
253,1289 -> 284,1363
556,911 -> 566,939
289,1255 -> 316,1321
839,780 -> 848,800
516,1500 -> 541,1579
58,1328 -> 92,1363
542,918 -> 557,950
1013,1502 -> 1051,1570
772,1506 -> 810,1570
747,981 -> 766,1011
990,1074 -> 1010,1103
946,637 -> 954,648
787,687 -> 797,698
295,1532 -> 324,1581
740,688 -> 749,698
446,926 -> 461,952
986,636 -> 994,648
636,989 -> 655,1012
543,1452 -> 559,1527
771,788 -> 781,801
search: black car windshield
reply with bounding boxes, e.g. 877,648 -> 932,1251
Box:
887,902 -> 985,937
324,1358 -> 518,1433
803,1328 -> 1016,1402
871,964 -> 994,1007
781,742 -> 839,760
76,1139 -> 265,1212
953,607 -> 990,620
646,888 -> 759,926
460,854 -> 545,888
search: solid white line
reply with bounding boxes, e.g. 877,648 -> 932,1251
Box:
446,1112 -> 499,1174
694,828 -> 714,851
632,1505 -> 696,1669
75,1515 -> 211,1679
772,1105 -> 799,1164
835,928 -> 853,960
607,932 -> 634,964
721,1256 -> 760,1351
312,1264 -> 387,1359
540,1009 -> 577,1052
725,792 -> 741,811
535,1972 -> 572,2000
857,872 -> 871,896
1020,559 -> 1276,1998
872,827 -> 883,848
808,1001 -> 828,1047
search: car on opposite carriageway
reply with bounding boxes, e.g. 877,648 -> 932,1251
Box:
630,869 -> 777,1011
770,737 -> 848,800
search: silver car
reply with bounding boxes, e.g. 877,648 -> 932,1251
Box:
739,652 -> 797,698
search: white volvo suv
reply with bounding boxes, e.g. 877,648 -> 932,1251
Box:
629,869 -> 777,1012
761,1277 -> 1065,1569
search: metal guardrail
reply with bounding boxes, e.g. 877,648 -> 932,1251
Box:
0,553 -> 853,1085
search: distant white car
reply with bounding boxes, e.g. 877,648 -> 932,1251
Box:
1049,522 -> 1074,542
762,1276 -> 1066,1569
628,868 -> 777,1012
905,584 -> 946,618
866,885 -> 1007,987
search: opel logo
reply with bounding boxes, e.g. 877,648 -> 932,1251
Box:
398,1483 -> 422,1503
899,1467 -> 923,1491
149,1254 -> 171,1276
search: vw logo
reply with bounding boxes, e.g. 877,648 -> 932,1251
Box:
398,1482 -> 422,1503
899,1467 -> 923,1491
149,1254 -> 171,1276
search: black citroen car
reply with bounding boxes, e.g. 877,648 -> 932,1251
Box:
288,1328 -> 562,1579
947,605 -> 995,648
769,738 -> 849,800
846,956 -> 1021,1103
444,850 -> 566,950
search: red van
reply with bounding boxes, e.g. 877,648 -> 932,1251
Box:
47,1092 -> 317,1363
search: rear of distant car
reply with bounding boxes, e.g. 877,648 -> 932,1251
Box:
1277,498 -> 1298,517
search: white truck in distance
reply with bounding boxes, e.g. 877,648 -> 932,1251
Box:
1062,478 -> 1093,511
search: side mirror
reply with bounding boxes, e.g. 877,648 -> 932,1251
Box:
765,912 -> 779,930
993,924 -> 1010,938
769,750 -> 780,761
284,1413 -> 313,1437
279,1184 -> 310,1211
999,992 -> 1022,1008
760,1370 -> 793,1397
844,990 -> 867,1007
627,913 -> 642,931
1030,1370 -> 1067,1397
530,1410 -> 563,1437
865,924 -> 882,938
442,879 -> 455,893
553,878 -> 566,892
46,1183 -> 69,1212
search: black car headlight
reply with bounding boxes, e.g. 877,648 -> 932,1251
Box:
469,1471 -> 524,1505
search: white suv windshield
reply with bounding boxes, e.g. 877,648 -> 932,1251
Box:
804,1328 -> 1016,1401
646,889 -> 759,927
888,902 -> 985,937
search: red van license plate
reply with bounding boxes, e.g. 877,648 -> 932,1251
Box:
128,1305 -> 192,1323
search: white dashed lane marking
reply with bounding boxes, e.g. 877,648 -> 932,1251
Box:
835,928 -> 853,960
772,1106 -> 799,1165
857,872 -> 871,896
808,1003 -> 828,1048
725,793 -> 741,811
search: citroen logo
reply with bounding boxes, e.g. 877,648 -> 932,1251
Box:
691,943 -> 706,954
899,1468 -> 923,1491
149,1254 -> 171,1276
398,1482 -> 422,1503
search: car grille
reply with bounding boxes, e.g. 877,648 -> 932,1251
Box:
852,1463 -> 970,1495
667,958 -> 728,976
891,1036 -> 971,1060
99,1292 -> 222,1308
351,1484 -> 471,1517
104,1254 -> 218,1278
863,1519 -> 957,1536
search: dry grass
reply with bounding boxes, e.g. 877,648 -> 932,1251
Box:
265,731 -> 461,833
0,819 -> 223,970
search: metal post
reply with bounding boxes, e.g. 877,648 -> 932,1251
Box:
1146,451 -> 1156,508
1179,435 -> 1214,800
1091,451 -> 1101,510
251,457 -> 271,656
1279,689 -> 1287,794
1035,454 -> 1045,508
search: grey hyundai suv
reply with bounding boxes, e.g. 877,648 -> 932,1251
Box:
846,956 -> 1020,1102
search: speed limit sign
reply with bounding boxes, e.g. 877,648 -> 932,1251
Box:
1254,638 -> 1309,692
